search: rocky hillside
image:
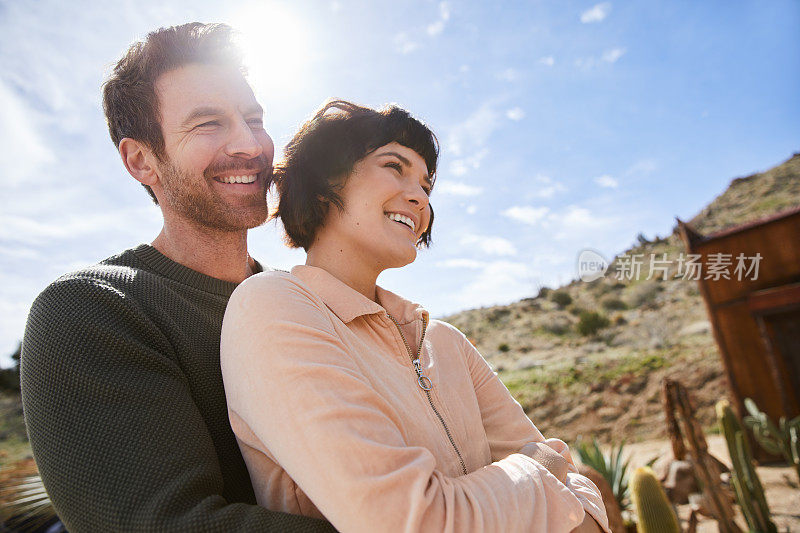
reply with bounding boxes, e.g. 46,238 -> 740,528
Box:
441,153 -> 800,444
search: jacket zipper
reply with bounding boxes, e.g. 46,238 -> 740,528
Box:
386,313 -> 468,476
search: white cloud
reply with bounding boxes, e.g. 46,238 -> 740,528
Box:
446,104 -> 501,156
394,32 -> 419,54
449,147 -> 489,176
602,47 -> 626,63
0,81 -> 55,187
460,234 -> 517,256
594,174 -> 619,188
457,260 -> 537,308
0,207 -> 160,245
427,21 -> 445,36
580,2 -> 611,23
330,1 -> 342,12
439,2 -> 451,20
528,174 -> 567,199
502,206 -> 550,225
556,205 -> 594,226
542,204 -> 618,242
436,181 -> 484,196
436,258 -> 485,269
427,2 -> 451,36
505,107 -> 525,121
539,56 -> 555,67
496,68 -> 520,82
466,205 -> 478,215
626,159 -> 658,177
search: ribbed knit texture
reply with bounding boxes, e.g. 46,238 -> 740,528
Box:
20,245 -> 338,533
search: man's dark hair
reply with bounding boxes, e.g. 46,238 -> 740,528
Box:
102,22 -> 244,203
273,99 -> 438,251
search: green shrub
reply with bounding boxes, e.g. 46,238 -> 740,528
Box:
601,297 -> 627,311
577,311 -> 610,336
0,343 -> 20,394
626,281 -> 662,308
550,291 -> 572,308
575,438 -> 631,511
497,343 -> 510,352
568,305 -> 585,316
537,287 -> 551,299
542,317 -> 571,335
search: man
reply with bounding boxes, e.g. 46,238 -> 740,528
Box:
21,23 -> 336,532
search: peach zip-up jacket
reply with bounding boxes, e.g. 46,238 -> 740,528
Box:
221,266 -> 609,533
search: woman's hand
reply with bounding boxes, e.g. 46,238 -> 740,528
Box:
517,442 -> 570,483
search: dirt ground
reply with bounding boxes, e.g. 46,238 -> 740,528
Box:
623,436 -> 800,532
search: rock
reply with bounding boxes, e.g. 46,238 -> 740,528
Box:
661,460 -> 698,504
678,321 -> 711,337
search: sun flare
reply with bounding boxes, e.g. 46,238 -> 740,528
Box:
229,4 -> 310,99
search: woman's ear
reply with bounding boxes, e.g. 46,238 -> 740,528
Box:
119,138 -> 160,188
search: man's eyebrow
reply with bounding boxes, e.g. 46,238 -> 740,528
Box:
181,106 -> 225,127
180,105 -> 264,128
376,151 -> 432,185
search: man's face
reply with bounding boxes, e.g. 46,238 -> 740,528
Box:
153,63 -> 274,232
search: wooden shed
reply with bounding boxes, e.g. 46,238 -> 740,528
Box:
677,206 -> 800,441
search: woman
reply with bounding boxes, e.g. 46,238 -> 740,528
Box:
220,100 -> 608,532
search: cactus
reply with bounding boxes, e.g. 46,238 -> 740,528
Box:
743,397 -> 800,483
630,466 -> 680,533
716,400 -> 778,533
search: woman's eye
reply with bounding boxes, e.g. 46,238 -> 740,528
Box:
386,162 -> 402,173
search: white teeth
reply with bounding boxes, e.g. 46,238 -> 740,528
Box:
218,174 -> 257,184
386,213 -> 415,232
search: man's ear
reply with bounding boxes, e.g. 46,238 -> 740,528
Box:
119,138 -> 160,187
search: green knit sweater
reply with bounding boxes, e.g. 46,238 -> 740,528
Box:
21,245 -> 337,532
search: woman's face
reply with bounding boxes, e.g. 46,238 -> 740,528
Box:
316,142 -> 432,273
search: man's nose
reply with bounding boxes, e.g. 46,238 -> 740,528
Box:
225,119 -> 264,159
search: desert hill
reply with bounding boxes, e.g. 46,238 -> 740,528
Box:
441,153 -> 800,444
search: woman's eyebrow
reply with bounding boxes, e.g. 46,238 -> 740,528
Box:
376,151 -> 432,185
376,151 -> 411,166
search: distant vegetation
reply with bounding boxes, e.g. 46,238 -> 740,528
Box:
0,343 -> 20,394
443,153 -> 800,443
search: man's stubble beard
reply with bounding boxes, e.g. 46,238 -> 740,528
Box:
159,158 -> 269,233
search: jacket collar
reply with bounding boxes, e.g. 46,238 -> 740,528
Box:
291,265 -> 428,325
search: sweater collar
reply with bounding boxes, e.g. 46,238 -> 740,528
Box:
290,265 -> 428,325
132,244 -> 264,297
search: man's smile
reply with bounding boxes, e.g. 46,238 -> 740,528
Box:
214,174 -> 258,184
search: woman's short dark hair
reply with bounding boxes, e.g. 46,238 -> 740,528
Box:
272,99 -> 438,251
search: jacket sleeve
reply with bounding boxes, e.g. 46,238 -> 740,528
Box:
221,273 -> 590,533
456,326 -> 610,532
20,276 -> 337,533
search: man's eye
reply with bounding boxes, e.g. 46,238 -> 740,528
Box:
247,119 -> 264,128
196,121 -> 220,128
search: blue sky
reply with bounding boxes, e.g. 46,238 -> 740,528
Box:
1,0 -> 798,366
